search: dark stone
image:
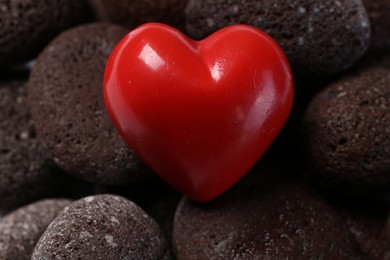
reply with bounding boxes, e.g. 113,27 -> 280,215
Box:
28,23 -> 149,185
186,0 -> 371,78
32,194 -> 172,259
362,0 -> 390,51
88,0 -> 188,30
0,0 -> 89,67
0,79 -> 66,211
301,64 -> 390,194
0,199 -> 71,260
173,167 -> 362,259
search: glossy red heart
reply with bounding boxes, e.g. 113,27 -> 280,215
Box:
104,23 -> 293,202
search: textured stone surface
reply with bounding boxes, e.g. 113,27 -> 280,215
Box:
0,79 -> 65,211
0,199 -> 71,260
362,0 -> 390,51
106,176 -> 181,247
0,0 -> 88,67
32,194 -> 172,259
88,0 -> 188,29
301,65 -> 390,193
173,168 -> 362,259
340,207 -> 390,260
186,0 -> 370,78
28,23 -> 148,185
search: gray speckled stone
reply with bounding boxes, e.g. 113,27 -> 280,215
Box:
301,64 -> 390,194
0,199 -> 71,260
340,207 -> 390,259
362,0 -> 390,51
186,0 -> 371,78
173,168 -> 362,259
32,194 -> 172,259
0,0 -> 88,67
28,23 -> 149,185
0,79 -> 66,211
88,0 -> 188,30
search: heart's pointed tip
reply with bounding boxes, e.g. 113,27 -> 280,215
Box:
185,192 -> 220,203
182,180 -> 238,203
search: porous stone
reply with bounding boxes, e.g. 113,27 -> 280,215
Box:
0,199 -> 71,260
362,0 -> 390,51
340,207 -> 390,260
301,64 -> 390,194
0,79 -> 65,211
28,23 -> 148,185
0,0 -> 89,67
173,168 -> 362,259
32,194 -> 172,259
186,0 -> 371,78
88,0 -> 188,29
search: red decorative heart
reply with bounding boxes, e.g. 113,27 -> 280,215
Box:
104,23 -> 293,202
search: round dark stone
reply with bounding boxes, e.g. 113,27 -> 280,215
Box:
0,199 -> 71,260
32,194 -> 172,259
362,0 -> 390,51
339,206 -> 390,259
301,65 -> 390,193
173,167 -> 362,259
88,0 -> 188,30
0,0 -> 89,67
28,23 -> 148,185
185,0 -> 371,78
0,79 -> 66,211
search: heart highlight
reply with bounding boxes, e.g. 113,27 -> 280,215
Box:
104,23 -> 294,202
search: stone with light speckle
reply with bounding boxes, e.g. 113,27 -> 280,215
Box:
28,23 -> 149,185
0,0 -> 88,67
339,205 -> 390,259
173,167 -> 362,259
88,0 -> 188,30
32,194 -> 172,259
0,79 -> 67,211
362,0 -> 390,51
0,199 -> 71,260
301,62 -> 390,194
186,0 -> 371,78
